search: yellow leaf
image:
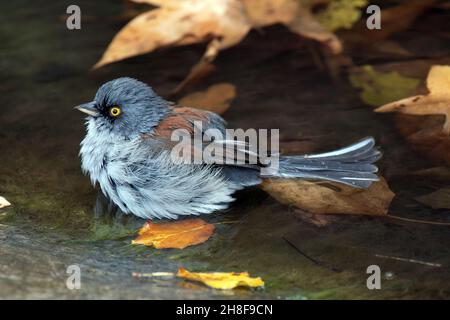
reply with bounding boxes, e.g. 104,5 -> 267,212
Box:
178,83 -> 236,114
376,65 -> 450,134
261,177 -> 394,216
0,196 -> 11,209
316,0 -> 368,32
349,65 -> 420,106
132,218 -> 215,249
177,267 -> 264,290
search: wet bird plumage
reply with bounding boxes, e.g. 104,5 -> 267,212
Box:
78,77 -> 381,219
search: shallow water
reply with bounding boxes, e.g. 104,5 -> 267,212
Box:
1,0 -> 450,299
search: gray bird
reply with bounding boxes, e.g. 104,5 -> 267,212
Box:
76,77 -> 381,219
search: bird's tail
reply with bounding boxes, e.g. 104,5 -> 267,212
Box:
274,137 -> 381,189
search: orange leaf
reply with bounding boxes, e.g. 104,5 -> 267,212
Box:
177,267 -> 264,290
132,218 -> 215,249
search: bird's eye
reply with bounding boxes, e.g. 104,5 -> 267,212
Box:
109,106 -> 121,117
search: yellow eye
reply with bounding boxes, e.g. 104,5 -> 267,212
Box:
109,106 -> 121,117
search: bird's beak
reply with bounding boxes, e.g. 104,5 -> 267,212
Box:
74,101 -> 100,117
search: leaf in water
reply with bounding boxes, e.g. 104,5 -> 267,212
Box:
178,83 -> 236,114
0,196 -> 11,209
132,218 -> 215,249
177,267 -> 264,290
376,65 -> 450,135
416,187 -> 450,209
349,65 -> 420,106
261,177 -> 394,216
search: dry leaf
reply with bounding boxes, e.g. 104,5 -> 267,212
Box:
95,0 -> 342,69
416,187 -> 450,209
132,218 -> 215,249
95,0 -> 251,68
241,0 -> 342,53
177,267 -> 264,290
376,65 -> 450,134
261,177 -> 394,216
0,196 -> 11,209
178,83 -> 236,114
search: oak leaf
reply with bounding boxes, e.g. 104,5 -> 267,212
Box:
177,267 -> 264,290
261,177 -> 394,216
376,65 -> 450,135
132,218 -> 215,249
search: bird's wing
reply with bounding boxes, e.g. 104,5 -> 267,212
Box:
144,106 -> 262,169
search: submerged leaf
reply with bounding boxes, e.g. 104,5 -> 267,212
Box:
416,187 -> 450,209
177,267 -> 264,290
261,177 -> 394,216
132,218 -> 215,249
350,65 -> 420,106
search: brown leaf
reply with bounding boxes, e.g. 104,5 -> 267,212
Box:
132,218 -> 215,249
95,0 -> 342,69
94,0 -> 251,68
241,0 -> 342,54
416,187 -> 450,209
0,196 -> 11,209
177,267 -> 264,290
376,65 -> 450,134
261,177 -> 394,216
178,83 -> 236,114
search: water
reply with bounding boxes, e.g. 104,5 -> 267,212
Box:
1,0 -> 450,299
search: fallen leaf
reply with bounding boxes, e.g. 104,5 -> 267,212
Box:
94,0 -> 251,68
349,65 -> 421,106
95,0 -> 342,70
177,267 -> 264,290
0,196 -> 11,209
132,218 -> 215,249
178,83 -> 236,114
416,187 -> 450,209
376,65 -> 450,134
261,177 -> 394,216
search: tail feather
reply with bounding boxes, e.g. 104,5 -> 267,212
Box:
275,137 -> 381,189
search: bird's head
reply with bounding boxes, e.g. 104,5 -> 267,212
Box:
75,77 -> 169,139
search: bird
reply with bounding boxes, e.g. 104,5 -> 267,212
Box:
76,77 -> 381,220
